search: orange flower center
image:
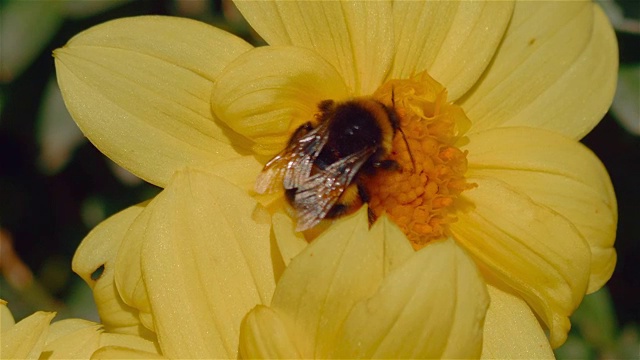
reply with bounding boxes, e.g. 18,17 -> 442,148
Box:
364,72 -> 475,250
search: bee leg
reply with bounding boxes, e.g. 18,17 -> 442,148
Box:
326,204 -> 348,219
285,188 -> 297,205
367,208 -> 377,225
358,182 -> 370,203
357,183 -> 377,225
373,159 -> 401,171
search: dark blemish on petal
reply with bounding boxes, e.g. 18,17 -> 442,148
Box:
91,264 -> 105,281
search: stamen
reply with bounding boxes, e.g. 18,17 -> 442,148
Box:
365,72 -> 475,250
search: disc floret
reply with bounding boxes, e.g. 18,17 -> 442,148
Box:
366,72 -> 475,250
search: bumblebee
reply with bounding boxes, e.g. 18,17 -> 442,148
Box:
255,97 -> 412,231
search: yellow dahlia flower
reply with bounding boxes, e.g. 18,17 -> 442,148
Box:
51,0 -> 617,358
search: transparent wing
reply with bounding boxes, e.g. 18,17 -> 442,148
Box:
254,151 -> 296,194
283,121 -> 330,190
254,122 -> 330,194
293,147 -> 375,231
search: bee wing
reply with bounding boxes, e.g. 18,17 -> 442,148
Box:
254,122 -> 330,194
283,121 -> 330,190
254,152 -> 295,194
293,147 -> 375,231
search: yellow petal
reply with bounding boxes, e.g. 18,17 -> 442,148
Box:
269,214 -> 414,299
376,216 -> 415,275
54,16 -> 253,187
120,168 -> 275,359
450,174 -> 590,348
209,155 -> 263,193
212,46 -> 348,155
235,1 -> 393,95
389,1 -> 514,101
270,208 -> 385,358
91,346 -> 165,360
271,212 -> 307,267
113,203 -> 154,331
464,127 -> 617,294
239,305 -> 302,359
0,310 -> 54,359
240,212 -> 383,358
42,318 -> 159,359
331,238 -> 489,359
99,332 -> 160,354
247,216 -> 486,358
43,319 -> 100,359
482,285 -> 554,359
72,203 -> 154,338
1,300 -> 15,330
461,2 -> 617,140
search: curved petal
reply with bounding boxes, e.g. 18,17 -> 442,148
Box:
0,310 -> 54,359
100,332 -> 160,355
389,1 -> 514,101
271,212 -> 307,267
375,216 -> 415,276
54,16 -> 253,187
212,46 -> 348,155
331,238 -> 489,359
463,127 -> 617,294
246,215 -> 486,358
235,1 -> 393,95
208,155 -> 263,193
239,305 -> 303,359
72,202 -> 154,338
450,174 -> 591,348
481,285 -> 554,359
460,2 -> 617,139
114,204 -> 155,331
119,169 -> 275,359
91,346 -> 166,359
1,300 -> 15,330
270,208 -> 385,358
42,318 -> 159,358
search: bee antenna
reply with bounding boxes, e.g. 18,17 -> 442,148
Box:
392,87 -> 396,108
398,127 -> 416,171
391,87 -> 416,172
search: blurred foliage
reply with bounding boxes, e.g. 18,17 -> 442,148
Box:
0,0 -> 638,358
556,288 -> 639,359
